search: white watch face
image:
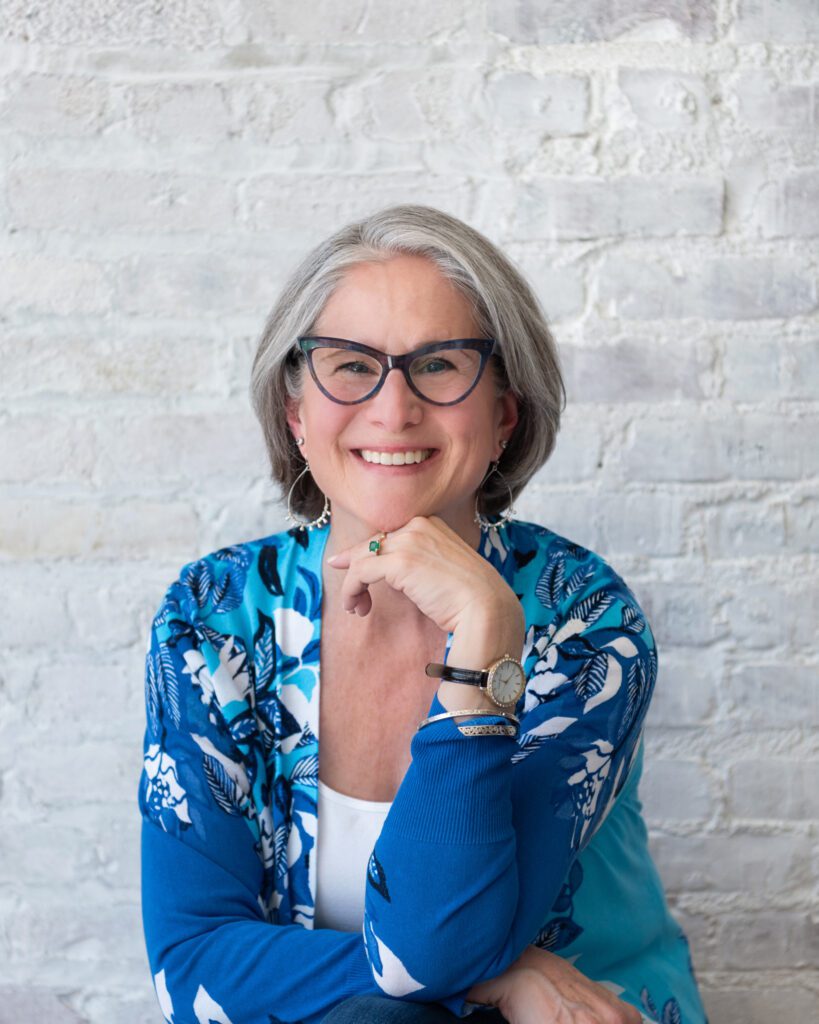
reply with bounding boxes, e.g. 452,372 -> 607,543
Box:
489,659 -> 524,705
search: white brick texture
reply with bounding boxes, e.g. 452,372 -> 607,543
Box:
1,1 -> 817,1020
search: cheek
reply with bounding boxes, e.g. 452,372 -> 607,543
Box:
451,406 -> 496,447
301,400 -> 354,451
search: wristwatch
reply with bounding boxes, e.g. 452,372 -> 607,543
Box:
425,654 -> 526,709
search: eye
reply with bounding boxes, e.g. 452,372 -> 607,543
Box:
335,361 -> 378,375
415,357 -> 455,374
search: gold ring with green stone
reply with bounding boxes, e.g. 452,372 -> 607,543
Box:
369,532 -> 387,555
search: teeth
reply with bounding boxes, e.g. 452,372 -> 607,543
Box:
359,449 -> 432,465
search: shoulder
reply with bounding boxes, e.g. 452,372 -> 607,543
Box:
152,525 -> 327,637
512,523 -> 660,790
147,527 -> 326,715
504,519 -> 651,637
145,527 -> 325,753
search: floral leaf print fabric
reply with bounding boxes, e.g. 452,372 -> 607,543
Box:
139,521 -> 707,1024
535,861 -> 585,952
140,553 -> 383,1024
643,986 -> 685,1024
514,542 -> 658,853
143,743 -> 190,830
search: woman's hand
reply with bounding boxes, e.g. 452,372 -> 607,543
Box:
466,946 -> 643,1024
325,516 -> 522,644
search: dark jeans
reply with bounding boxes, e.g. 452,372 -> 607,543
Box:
322,995 -> 508,1023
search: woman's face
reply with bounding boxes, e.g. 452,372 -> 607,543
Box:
286,253 -> 518,542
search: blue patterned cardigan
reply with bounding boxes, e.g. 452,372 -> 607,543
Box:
139,519 -> 707,1024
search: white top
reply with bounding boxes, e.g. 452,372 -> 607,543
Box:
313,778 -> 393,933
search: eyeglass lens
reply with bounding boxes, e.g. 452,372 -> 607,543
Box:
309,346 -> 484,403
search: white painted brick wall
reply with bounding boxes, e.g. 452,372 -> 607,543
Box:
1,2 -> 817,1021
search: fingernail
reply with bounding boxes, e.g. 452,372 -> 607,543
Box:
327,554 -> 339,565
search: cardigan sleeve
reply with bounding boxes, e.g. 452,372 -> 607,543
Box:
139,583 -> 383,1024
362,561 -> 658,1014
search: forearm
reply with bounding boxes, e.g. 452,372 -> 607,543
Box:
362,691 -> 521,1000
360,607 -> 527,999
143,820 -> 382,1024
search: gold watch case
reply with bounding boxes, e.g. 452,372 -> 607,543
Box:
485,654 -> 526,708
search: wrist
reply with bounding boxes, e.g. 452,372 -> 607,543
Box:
436,656 -> 523,716
436,680 -> 498,716
467,966 -> 537,1017
447,607 -> 525,671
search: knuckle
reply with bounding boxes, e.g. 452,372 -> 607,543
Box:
393,550 -> 413,572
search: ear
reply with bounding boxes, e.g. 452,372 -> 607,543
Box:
494,389 -> 519,457
285,395 -> 305,443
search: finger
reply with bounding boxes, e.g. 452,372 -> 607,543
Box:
348,589 -> 372,617
339,550 -> 395,615
342,574 -> 373,615
327,529 -> 393,570
326,551 -> 351,569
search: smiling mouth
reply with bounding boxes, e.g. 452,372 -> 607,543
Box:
355,449 -> 435,465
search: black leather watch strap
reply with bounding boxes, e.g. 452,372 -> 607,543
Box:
425,663 -> 488,685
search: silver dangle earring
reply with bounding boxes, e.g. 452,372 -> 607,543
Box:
474,440 -> 516,533
285,437 -> 331,531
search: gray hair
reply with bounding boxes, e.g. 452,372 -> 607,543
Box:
249,204 -> 566,520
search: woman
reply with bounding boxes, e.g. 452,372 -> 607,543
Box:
139,205 -> 707,1024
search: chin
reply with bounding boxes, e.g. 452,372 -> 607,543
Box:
359,499 -> 472,538
366,507 -> 428,533
347,495 -> 430,532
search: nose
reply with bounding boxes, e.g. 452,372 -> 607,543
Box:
365,366 -> 424,432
